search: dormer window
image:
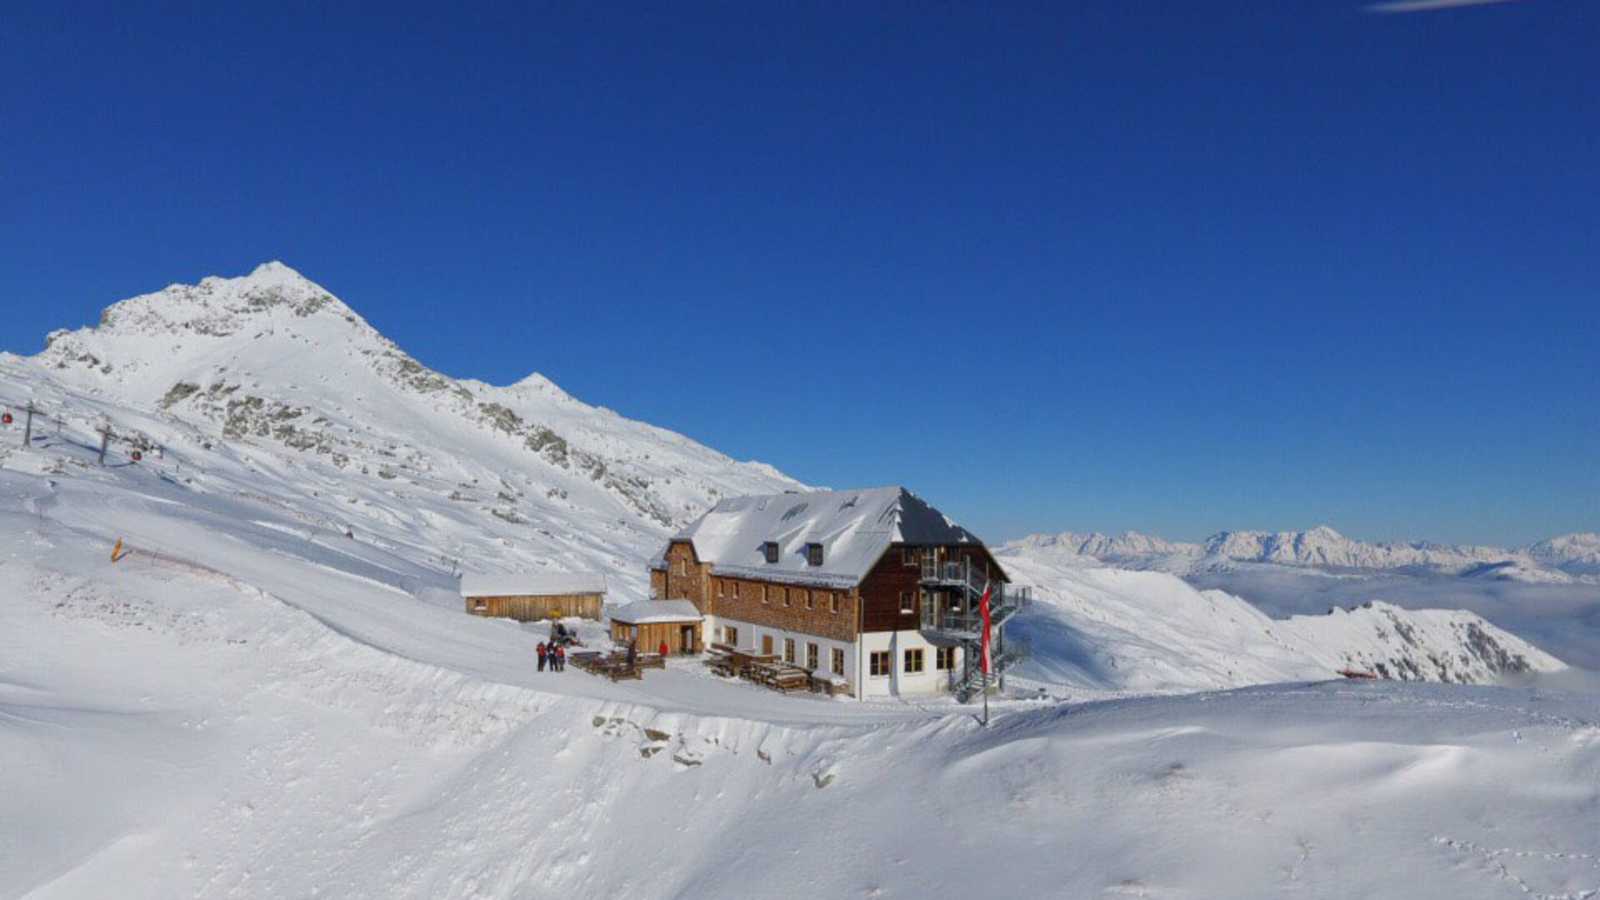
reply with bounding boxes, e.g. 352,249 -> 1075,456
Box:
763,541 -> 779,564
805,542 -> 824,567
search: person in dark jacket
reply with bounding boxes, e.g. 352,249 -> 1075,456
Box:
555,644 -> 566,672
625,640 -> 637,668
536,642 -> 548,673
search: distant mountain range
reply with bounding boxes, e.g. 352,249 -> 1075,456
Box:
1008,526 -> 1600,582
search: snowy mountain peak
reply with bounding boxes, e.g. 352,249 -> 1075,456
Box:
1528,532 -> 1600,573
38,261 -> 385,379
9,264 -> 804,540
1011,530 -> 1190,561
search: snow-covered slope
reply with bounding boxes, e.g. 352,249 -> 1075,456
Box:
998,548 -> 1564,694
1,262 -> 1570,690
1,263 -> 1594,899
1007,526 -> 1600,670
2,262 -> 801,600
5,502 -> 1597,899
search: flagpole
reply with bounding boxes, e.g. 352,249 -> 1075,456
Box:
979,581 -> 992,727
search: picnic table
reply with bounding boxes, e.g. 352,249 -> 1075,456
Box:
571,649 -> 667,682
700,644 -> 850,697
748,660 -> 811,693
705,645 -> 778,678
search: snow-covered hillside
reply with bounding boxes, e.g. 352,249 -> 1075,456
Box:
1009,526 -> 1600,670
2,262 -> 801,602
1,263 -> 1595,899
1017,525 -> 1600,581
4,498 -> 1597,898
998,548 -> 1563,694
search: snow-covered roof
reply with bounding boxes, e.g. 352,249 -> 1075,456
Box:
666,486 -> 983,587
459,572 -> 607,598
609,598 -> 703,624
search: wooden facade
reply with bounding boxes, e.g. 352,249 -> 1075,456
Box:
706,573 -> 858,643
465,592 -> 603,621
858,544 -> 1005,633
610,619 -> 703,654
653,539 -> 1005,641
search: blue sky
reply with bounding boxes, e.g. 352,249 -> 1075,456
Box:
2,1 -> 1595,545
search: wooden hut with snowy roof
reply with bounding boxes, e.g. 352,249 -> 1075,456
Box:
609,599 -> 705,655
648,486 -> 1028,701
461,572 -> 606,621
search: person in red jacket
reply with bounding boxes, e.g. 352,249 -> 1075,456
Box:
659,640 -> 670,658
554,643 -> 566,672
536,642 -> 548,673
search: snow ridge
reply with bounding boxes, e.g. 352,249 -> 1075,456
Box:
1012,525 -> 1600,582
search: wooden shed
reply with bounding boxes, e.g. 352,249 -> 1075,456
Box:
461,572 -> 607,621
609,599 -> 704,654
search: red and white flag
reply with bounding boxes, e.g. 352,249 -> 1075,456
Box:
979,583 -> 993,675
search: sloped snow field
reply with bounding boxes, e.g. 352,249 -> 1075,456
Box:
2,265 -> 1597,898
4,454 -> 1599,899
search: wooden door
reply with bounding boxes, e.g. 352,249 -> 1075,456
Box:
762,634 -> 774,656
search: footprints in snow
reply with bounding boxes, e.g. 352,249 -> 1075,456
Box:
589,715 -> 840,787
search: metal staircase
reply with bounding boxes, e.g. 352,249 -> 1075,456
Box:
918,555 -> 1029,702
918,557 -> 1028,637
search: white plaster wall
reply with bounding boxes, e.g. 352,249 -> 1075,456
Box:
859,630 -> 963,698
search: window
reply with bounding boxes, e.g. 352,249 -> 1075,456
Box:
805,543 -> 824,567
936,647 -> 955,671
904,648 -> 925,674
716,578 -> 725,598
760,584 -> 768,605
784,638 -> 796,664
802,589 -> 813,610
902,547 -> 919,566
778,586 -> 789,607
899,591 -> 915,615
829,592 -> 840,614
677,558 -> 687,576
732,581 -> 740,600
763,541 -> 779,564
832,647 -> 846,676
806,642 -> 819,671
725,625 -> 739,646
870,651 -> 892,677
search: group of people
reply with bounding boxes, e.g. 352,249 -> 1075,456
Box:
536,641 -> 566,672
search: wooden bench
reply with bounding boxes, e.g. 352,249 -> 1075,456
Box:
569,651 -> 604,672
811,676 -> 851,697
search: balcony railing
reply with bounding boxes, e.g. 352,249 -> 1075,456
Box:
919,582 -> 1029,637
